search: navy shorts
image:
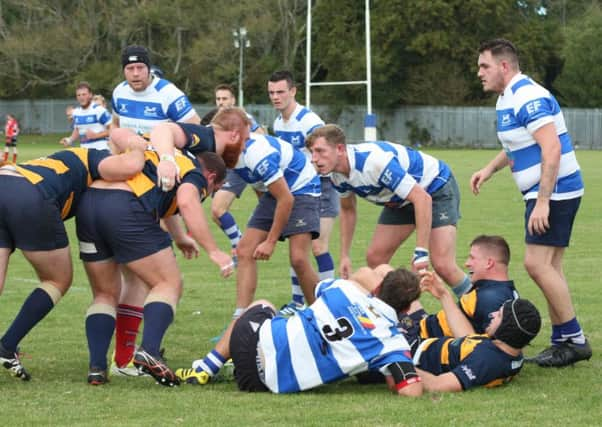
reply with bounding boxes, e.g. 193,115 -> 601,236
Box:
220,169 -> 248,198
524,197 -> 580,247
0,176 -> 68,251
319,177 -> 340,218
229,304 -> 275,392
378,174 -> 461,228
248,193 -> 320,240
76,188 -> 172,264
5,137 -> 17,147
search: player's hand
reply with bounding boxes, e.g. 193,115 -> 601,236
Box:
253,240 -> 276,261
339,256 -> 353,280
174,234 -> 199,259
527,200 -> 550,235
469,168 -> 491,195
60,137 -> 72,147
419,270 -> 446,299
85,129 -> 97,140
209,250 -> 235,278
157,154 -> 180,192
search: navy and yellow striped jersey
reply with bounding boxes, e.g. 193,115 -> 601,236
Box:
13,148 -> 110,220
417,334 -> 524,390
126,148 -> 207,219
420,280 -> 518,338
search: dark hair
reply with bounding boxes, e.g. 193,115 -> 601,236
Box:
196,152 -> 227,185
377,268 -> 421,314
201,108 -> 220,126
214,84 -> 236,95
76,81 -> 92,93
306,124 -> 346,150
268,70 -> 295,88
470,235 -> 511,265
478,39 -> 519,67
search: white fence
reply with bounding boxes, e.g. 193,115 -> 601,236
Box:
1,100 -> 601,149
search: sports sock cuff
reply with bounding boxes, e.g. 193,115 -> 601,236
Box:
218,212 -> 237,229
38,282 -> 63,305
233,307 -> 246,319
144,294 -> 176,315
117,304 -> 144,318
86,303 -> 117,318
452,275 -> 472,298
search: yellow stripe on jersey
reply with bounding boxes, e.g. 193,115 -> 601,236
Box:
61,192 -> 74,220
485,375 -> 514,388
22,158 -> 70,174
163,199 -> 178,218
440,339 -> 451,365
126,151 -> 159,197
14,165 -> 44,184
435,310 -> 453,337
68,148 -> 92,185
459,335 -> 485,361
460,290 -> 478,318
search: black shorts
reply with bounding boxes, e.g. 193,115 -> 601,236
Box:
76,188 -> 172,263
0,176 -> 68,251
524,198 -> 580,247
229,304 -> 275,392
5,137 -> 17,147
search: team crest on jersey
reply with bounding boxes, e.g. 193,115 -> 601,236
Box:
348,303 -> 376,333
144,106 -> 159,117
190,134 -> 200,147
119,104 -> 128,113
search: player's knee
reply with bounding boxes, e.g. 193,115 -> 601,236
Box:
290,252 -> 311,272
366,248 -> 384,268
311,239 -> 328,256
210,202 -> 227,222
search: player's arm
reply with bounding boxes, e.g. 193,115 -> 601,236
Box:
419,271 -> 474,337
415,368 -> 462,393
60,127 -> 79,147
97,150 -> 145,181
339,193 -> 357,279
383,362 -> 423,397
177,182 -> 234,277
470,149 -> 509,195
404,184 -> 432,271
253,177 -> 293,261
150,123 -> 190,190
529,123 -> 561,235
163,214 -> 199,260
108,128 -> 147,153
111,112 -> 120,128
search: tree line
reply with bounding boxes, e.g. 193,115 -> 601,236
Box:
0,0 -> 600,108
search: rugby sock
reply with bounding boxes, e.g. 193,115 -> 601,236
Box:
232,307 -> 246,319
114,304 -> 143,367
11,153 -> 17,163
192,349 -> 226,376
316,252 -> 335,281
85,304 -> 116,370
552,317 -> 586,346
0,285 -> 60,352
140,301 -> 174,357
451,274 -> 472,298
289,267 -> 304,305
218,212 -> 242,249
2,151 -> 7,162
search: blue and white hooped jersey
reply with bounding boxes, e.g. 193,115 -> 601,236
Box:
258,278 -> 413,393
496,73 -> 583,201
330,142 -> 451,206
72,103 -> 112,150
233,133 -> 320,196
273,103 -> 324,153
111,77 -> 197,134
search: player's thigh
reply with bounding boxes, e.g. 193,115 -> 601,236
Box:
211,188 -> 238,217
22,247 -> 73,292
83,260 -> 121,305
312,216 -> 335,254
119,265 -> 150,304
0,248 -> 10,295
126,246 -> 181,291
288,232 -> 314,265
368,224 -> 414,256
238,227 -> 269,257
429,225 -> 458,262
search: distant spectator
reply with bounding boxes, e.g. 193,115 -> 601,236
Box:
4,114 -> 19,163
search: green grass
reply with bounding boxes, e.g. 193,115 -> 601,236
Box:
1,135 -> 601,426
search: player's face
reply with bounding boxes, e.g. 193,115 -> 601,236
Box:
215,90 -> 236,108
485,305 -> 504,336
124,63 -> 151,92
268,80 -> 296,112
76,88 -> 93,108
464,244 -> 491,282
477,51 -> 505,94
309,137 -> 340,175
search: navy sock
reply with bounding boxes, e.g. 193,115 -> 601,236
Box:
1,288 -> 54,352
86,313 -> 115,370
140,302 -> 174,357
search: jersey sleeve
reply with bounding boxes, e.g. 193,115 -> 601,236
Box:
162,83 -> 196,122
97,106 -> 113,126
514,88 -> 556,133
180,168 -> 209,201
243,142 -> 283,186
372,155 -> 416,200
86,149 -> 112,180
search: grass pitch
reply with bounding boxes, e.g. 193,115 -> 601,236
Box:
0,135 -> 600,426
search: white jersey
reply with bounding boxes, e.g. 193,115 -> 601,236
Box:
72,103 -> 112,150
111,77 -> 197,134
496,73 -> 583,201
233,133 -> 320,196
273,103 -> 324,154
330,141 -> 451,206
258,278 -> 413,393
